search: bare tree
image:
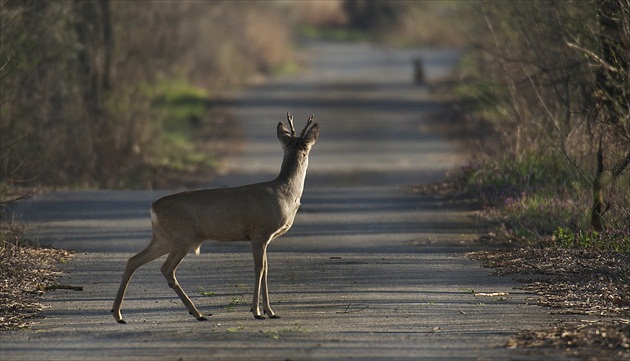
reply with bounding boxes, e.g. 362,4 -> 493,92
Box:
587,0 -> 630,231
467,0 -> 629,233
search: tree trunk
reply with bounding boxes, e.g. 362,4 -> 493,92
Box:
590,134 -> 608,231
72,0 -> 114,186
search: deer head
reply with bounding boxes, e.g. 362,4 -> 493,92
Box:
277,113 -> 319,152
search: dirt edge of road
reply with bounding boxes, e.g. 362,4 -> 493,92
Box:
470,249 -> 629,361
418,88 -> 630,361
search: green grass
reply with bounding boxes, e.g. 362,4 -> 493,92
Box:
152,80 -> 209,132
199,288 -> 215,297
553,227 -> 630,253
271,60 -> 301,77
460,154 -> 629,251
300,25 -> 372,42
263,326 -> 308,339
147,80 -> 218,173
224,295 -> 245,312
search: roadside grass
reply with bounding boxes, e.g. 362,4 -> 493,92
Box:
147,80 -> 220,173
300,25 -> 372,42
461,155 -> 581,237
457,155 -> 629,252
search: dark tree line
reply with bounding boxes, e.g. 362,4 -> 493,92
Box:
0,1 -> 293,189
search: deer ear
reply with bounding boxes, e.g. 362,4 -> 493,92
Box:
303,123 -> 319,145
277,122 -> 292,145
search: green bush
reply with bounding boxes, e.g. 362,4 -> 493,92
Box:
553,227 -> 630,253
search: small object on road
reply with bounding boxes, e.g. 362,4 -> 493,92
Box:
337,303 -> 369,314
44,284 -> 84,291
413,57 -> 425,85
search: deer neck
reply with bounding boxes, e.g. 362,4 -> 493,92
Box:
274,149 -> 309,200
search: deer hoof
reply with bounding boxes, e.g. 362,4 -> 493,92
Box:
117,319 -> 127,324
253,314 -> 266,320
197,316 -> 209,321
112,310 -> 126,324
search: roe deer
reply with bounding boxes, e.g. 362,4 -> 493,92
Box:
112,113 -> 319,323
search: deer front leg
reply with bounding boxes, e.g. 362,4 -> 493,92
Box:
261,253 -> 279,318
251,242 -> 266,319
251,240 -> 278,319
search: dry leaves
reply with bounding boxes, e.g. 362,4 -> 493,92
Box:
1,227 -> 72,330
471,248 -> 630,360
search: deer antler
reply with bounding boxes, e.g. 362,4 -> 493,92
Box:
286,112 -> 296,137
300,114 -> 315,138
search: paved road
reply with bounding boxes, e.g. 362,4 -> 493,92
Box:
2,41 -> 572,360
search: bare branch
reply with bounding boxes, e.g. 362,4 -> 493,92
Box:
611,149 -> 630,178
567,42 -> 620,73
0,49 -> 13,72
0,8 -> 20,33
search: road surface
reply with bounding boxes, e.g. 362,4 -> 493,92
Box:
2,41 -> 573,360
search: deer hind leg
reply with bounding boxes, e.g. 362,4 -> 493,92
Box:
161,245 -> 208,321
112,235 -> 169,324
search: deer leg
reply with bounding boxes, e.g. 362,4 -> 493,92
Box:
161,246 -> 208,321
250,240 -> 268,319
261,251 -> 279,318
112,236 -> 169,324
250,238 -> 279,319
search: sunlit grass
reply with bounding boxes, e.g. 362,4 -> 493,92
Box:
461,155 -> 629,251
488,191 -> 587,238
145,80 -> 219,173
300,25 -> 372,42
152,80 -> 210,134
553,227 -> 630,253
